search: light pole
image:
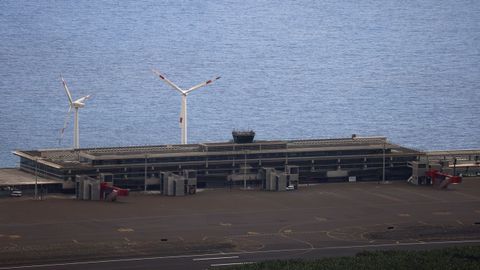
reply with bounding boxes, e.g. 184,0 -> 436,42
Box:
243,150 -> 247,190
34,158 -> 38,200
144,154 -> 148,192
382,142 -> 386,183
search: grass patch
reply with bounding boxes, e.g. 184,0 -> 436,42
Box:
217,245 -> 480,270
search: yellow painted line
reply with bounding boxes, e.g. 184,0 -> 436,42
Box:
117,228 -> 134,232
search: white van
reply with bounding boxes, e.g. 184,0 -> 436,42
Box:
10,190 -> 22,197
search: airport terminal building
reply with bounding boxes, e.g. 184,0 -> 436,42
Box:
13,134 -> 423,190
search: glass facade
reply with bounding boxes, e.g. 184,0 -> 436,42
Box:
17,138 -> 421,190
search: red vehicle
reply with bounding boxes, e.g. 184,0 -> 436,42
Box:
425,169 -> 462,189
100,182 -> 129,201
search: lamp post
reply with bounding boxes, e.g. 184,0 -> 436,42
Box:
144,154 -> 148,192
34,158 -> 38,200
382,142 -> 386,183
453,157 -> 457,176
243,150 -> 247,190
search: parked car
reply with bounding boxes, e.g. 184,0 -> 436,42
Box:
10,190 -> 22,197
286,185 -> 295,191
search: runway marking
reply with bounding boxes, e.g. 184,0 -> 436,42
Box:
354,188 -> 403,202
278,226 -> 314,250
219,222 -> 232,226
451,191 -> 480,201
3,240 -> 480,270
393,188 -> 445,202
432,211 -> 451,216
230,229 -> 329,238
192,256 -> 239,261
317,191 -> 350,200
211,262 -> 253,267
247,231 -> 259,235
117,228 -> 134,232
398,213 -> 410,217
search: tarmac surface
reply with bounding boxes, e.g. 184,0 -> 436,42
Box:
1,178 -> 480,269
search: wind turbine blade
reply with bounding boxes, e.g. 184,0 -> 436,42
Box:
74,94 -> 91,104
152,69 -> 185,94
60,76 -> 74,105
186,76 -> 221,94
58,106 -> 73,145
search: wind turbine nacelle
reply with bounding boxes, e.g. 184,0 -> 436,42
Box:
73,102 -> 86,108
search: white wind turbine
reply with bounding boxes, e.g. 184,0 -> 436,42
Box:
59,76 -> 91,149
152,69 -> 220,144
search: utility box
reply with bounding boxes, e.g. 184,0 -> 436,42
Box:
75,175 -> 101,200
161,172 -> 184,196
262,167 -> 288,191
160,171 -> 197,196
408,160 -> 429,185
183,170 -> 197,194
285,165 -> 299,188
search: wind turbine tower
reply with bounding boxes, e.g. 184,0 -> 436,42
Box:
152,70 -> 220,144
60,76 -> 91,149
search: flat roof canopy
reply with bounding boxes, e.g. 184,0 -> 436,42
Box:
0,168 -> 63,186
12,136 -> 422,168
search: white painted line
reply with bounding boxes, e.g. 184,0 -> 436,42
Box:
2,239 -> 480,269
193,256 -> 239,261
211,262 -> 253,267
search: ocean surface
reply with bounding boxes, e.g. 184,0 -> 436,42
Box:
1,0 -> 479,167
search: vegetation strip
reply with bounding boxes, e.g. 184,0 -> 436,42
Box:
216,245 -> 480,269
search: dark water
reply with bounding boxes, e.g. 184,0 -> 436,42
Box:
1,0 -> 479,167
